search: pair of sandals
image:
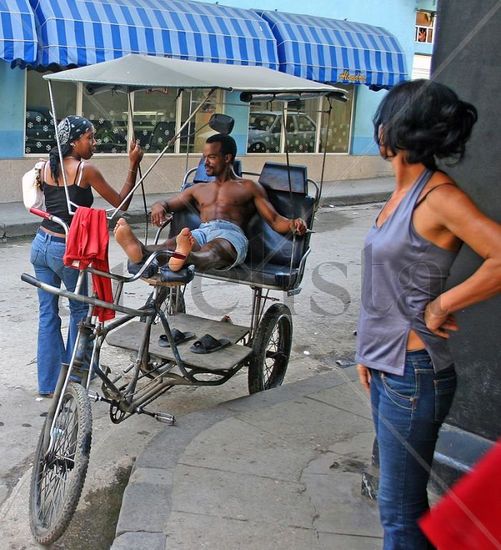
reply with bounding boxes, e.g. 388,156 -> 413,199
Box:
158,328 -> 230,354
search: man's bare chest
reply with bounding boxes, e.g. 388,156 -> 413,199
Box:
194,183 -> 252,208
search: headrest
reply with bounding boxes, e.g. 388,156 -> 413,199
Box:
258,162 -> 307,194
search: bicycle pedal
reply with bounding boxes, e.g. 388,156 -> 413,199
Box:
154,412 -> 175,424
137,407 -> 175,424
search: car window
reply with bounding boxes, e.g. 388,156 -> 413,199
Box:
285,116 -> 295,132
249,113 -> 276,132
296,115 -> 316,132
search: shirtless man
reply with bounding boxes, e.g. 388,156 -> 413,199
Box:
114,134 -> 307,272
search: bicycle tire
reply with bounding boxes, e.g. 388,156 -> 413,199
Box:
29,382 -> 92,545
248,303 -> 293,394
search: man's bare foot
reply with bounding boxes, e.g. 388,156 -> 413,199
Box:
114,218 -> 144,264
169,228 -> 194,271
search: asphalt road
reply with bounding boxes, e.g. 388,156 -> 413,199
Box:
0,202 -> 380,548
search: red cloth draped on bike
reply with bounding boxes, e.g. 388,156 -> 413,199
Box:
419,438 -> 501,549
63,207 -> 115,322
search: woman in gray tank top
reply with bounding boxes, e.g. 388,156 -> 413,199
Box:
356,80 -> 501,549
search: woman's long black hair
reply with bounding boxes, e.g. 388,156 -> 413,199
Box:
373,79 -> 478,170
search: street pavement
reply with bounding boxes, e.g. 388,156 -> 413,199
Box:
0,177 -> 393,549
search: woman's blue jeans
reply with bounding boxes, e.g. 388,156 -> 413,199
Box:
30,231 -> 89,394
370,350 -> 457,550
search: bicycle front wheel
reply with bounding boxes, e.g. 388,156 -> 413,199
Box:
29,382 -> 92,545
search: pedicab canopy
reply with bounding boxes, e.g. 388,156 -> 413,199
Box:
43,53 -> 343,99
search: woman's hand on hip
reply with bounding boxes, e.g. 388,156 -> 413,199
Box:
424,299 -> 459,338
356,364 -> 371,394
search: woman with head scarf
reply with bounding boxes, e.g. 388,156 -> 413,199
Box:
31,115 -> 143,397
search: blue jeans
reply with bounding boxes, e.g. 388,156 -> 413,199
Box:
370,350 -> 457,550
30,230 -> 89,394
191,220 -> 248,269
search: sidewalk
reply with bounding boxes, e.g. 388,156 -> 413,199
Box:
0,176 -> 393,238
112,367 -> 382,550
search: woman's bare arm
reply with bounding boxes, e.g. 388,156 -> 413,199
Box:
424,186 -> 501,334
85,139 -> 143,211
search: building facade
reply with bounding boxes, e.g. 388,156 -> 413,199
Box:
0,0 -> 423,202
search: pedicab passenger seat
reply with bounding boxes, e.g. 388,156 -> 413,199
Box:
169,161 -> 315,292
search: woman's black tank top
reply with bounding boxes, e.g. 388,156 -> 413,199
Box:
40,162 -> 94,233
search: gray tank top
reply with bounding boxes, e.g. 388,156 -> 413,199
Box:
356,169 -> 459,374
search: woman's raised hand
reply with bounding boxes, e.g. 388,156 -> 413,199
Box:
129,138 -> 144,165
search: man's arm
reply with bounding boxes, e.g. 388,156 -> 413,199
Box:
251,181 -> 307,235
150,187 -> 195,227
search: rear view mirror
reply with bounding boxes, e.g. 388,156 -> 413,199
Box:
208,114 -> 234,135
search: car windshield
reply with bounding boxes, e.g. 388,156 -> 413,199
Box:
248,113 -> 277,131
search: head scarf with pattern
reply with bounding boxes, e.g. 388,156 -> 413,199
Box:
49,115 -> 94,181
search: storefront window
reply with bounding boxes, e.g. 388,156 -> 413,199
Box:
25,74 -> 353,156
247,100 -> 284,153
25,71 -> 77,155
82,90 -> 128,154
247,89 -> 353,154
319,84 -> 354,154
181,89 -> 223,154
134,89 -> 179,153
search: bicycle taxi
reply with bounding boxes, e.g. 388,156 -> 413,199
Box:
21,54 -> 346,544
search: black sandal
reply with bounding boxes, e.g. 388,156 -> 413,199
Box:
158,328 -> 196,347
190,334 -> 231,354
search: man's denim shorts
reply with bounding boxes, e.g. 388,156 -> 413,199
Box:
191,219 -> 248,270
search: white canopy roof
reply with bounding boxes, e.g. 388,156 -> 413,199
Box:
44,54 -> 342,97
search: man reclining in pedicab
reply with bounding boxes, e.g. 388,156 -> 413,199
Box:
114,133 -> 307,274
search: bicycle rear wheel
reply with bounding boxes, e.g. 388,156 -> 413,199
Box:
29,382 -> 92,545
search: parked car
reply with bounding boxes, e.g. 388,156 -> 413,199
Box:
247,111 -> 317,153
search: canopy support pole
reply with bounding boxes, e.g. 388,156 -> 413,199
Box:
318,97 -> 333,206
48,80 -> 76,216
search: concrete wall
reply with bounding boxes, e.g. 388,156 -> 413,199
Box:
0,154 -> 392,203
433,0 -> 501,442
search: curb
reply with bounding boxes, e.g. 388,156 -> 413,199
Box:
320,192 -> 388,207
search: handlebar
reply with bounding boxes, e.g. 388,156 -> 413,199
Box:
29,208 -> 69,236
21,272 -> 154,317
30,207 -> 51,220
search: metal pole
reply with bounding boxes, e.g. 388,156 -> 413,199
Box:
48,80 -> 75,215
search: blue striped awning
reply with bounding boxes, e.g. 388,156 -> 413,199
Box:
257,11 -> 407,88
29,0 -> 278,69
0,0 -> 37,65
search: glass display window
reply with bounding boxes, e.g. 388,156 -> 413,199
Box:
25,70 -> 77,155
